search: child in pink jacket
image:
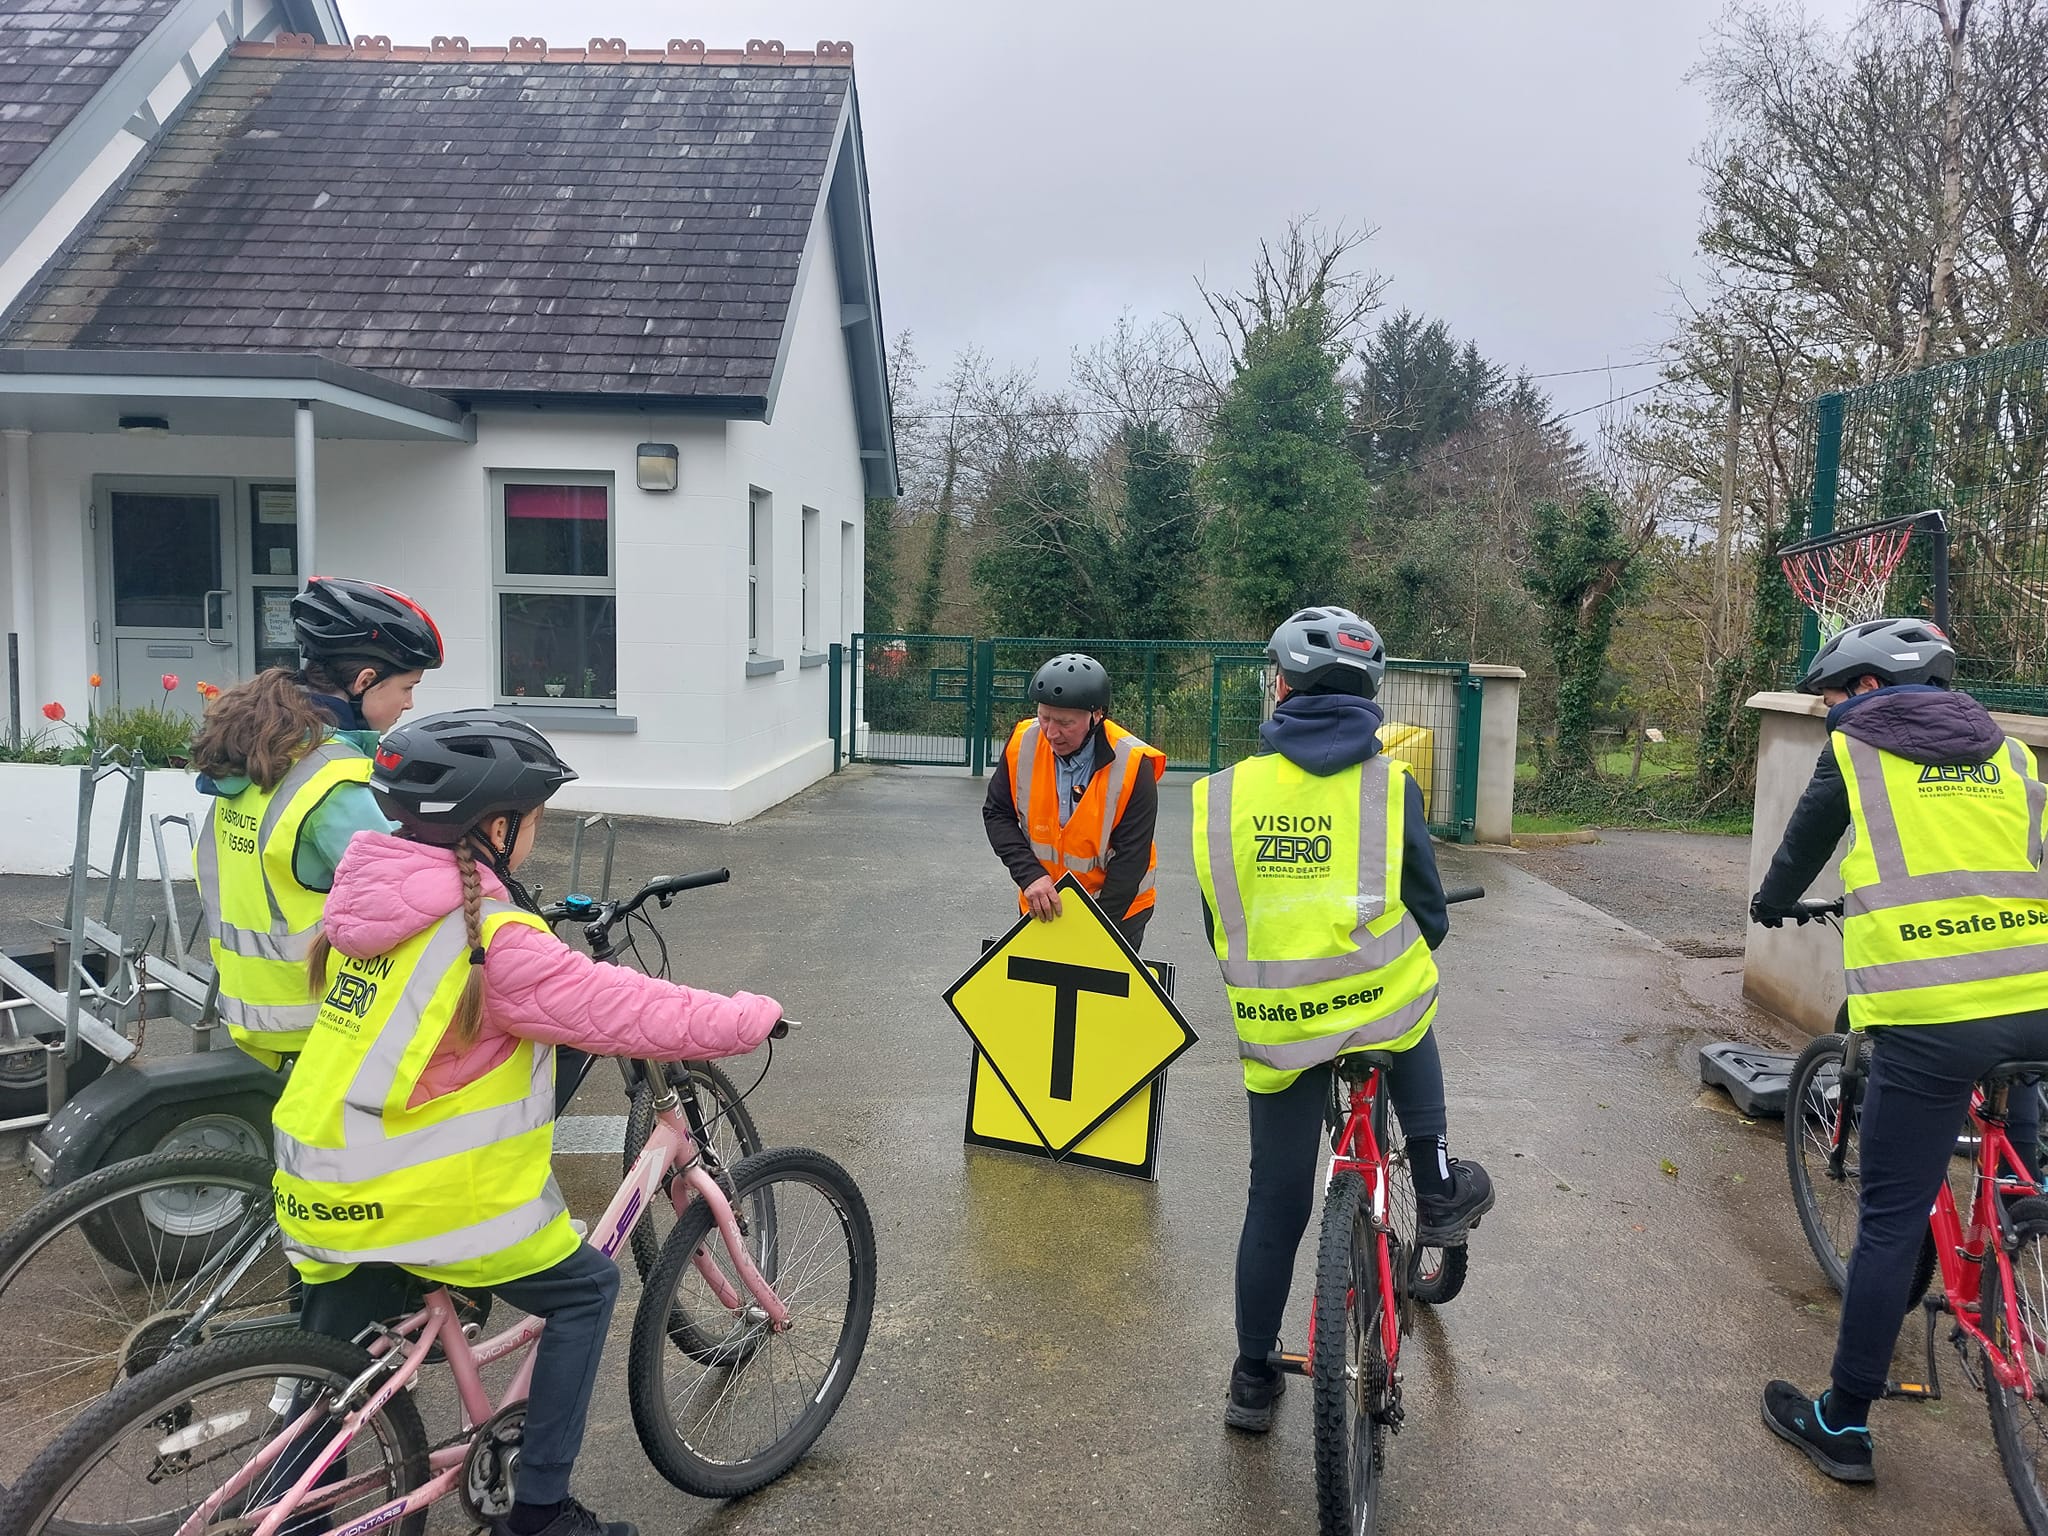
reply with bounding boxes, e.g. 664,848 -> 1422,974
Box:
274,711 -> 778,1536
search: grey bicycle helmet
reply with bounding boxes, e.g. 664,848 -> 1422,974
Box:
370,710 -> 577,846
292,576 -> 445,675
1268,607 -> 1386,698
1030,653 -> 1112,712
1797,616 -> 1955,694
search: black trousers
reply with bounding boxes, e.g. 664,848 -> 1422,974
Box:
1832,1013 -> 2048,1403
1233,1030 -> 1448,1361
298,1243 -> 620,1505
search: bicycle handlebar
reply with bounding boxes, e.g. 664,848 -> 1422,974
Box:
539,868 -> 731,939
1443,884 -> 1486,905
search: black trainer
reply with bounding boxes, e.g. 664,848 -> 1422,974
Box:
1761,1380 -> 1874,1484
495,1498 -> 639,1536
1224,1358 -> 1287,1433
1414,1158 -> 1495,1245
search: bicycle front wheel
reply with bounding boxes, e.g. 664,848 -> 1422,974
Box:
0,1150 -> 294,1499
1983,1195 -> 2048,1534
1785,1034 -> 1863,1293
623,1059 -> 765,1284
627,1146 -> 876,1499
1,1328 -> 428,1536
1313,1168 -> 1387,1536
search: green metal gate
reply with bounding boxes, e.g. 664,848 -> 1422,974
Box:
837,633 -> 1484,841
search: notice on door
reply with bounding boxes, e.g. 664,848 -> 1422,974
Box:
261,589 -> 295,648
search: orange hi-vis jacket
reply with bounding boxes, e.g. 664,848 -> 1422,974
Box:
1002,717 -> 1166,919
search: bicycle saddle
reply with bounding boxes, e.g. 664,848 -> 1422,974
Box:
1980,1059 -> 2048,1088
1334,1050 -> 1399,1080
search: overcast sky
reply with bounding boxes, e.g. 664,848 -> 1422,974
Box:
339,0 -> 1864,427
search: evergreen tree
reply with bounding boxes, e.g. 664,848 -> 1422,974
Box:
1202,305 -> 1369,632
1522,487 -> 1644,778
861,496 -> 897,635
971,451 -> 1108,636
1106,422 -> 1201,640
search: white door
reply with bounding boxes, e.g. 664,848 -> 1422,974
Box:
97,480 -> 242,718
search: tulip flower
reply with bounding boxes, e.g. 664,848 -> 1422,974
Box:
88,673 -> 102,688
42,701 -> 64,721
160,673 -> 179,692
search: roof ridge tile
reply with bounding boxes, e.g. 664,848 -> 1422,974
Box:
237,35 -> 853,65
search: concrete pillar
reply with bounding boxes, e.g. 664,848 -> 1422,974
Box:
1470,664 -> 1525,845
4,429 -> 33,735
293,401 -> 316,586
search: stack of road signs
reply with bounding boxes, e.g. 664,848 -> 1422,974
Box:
946,876 -> 1198,1181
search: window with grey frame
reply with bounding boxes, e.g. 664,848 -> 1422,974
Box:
749,488 -> 771,658
801,506 -> 820,654
493,474 -> 618,705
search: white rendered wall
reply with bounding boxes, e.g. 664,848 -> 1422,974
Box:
12,226 -> 870,824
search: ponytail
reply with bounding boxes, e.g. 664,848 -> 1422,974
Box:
449,841 -> 489,1047
305,930 -> 333,1002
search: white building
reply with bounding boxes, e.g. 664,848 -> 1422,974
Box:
0,25 -> 894,823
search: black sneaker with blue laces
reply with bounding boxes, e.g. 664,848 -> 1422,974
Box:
1762,1380 -> 1874,1483
1224,1357 -> 1287,1433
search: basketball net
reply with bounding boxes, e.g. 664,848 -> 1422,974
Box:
1780,524 -> 1914,641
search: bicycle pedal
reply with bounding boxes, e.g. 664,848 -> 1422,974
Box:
1884,1379 -> 1938,1401
1267,1350 -> 1311,1377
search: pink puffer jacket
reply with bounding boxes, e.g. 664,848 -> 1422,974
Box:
321,832 -> 782,1105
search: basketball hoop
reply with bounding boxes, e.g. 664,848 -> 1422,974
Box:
1779,510 -> 1945,642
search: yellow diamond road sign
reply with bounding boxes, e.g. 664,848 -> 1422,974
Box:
945,876 -> 1198,1157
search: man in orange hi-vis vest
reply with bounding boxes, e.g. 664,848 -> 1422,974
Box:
982,653 -> 1167,950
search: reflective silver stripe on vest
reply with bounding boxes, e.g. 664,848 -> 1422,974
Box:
1842,734 -> 1907,882
217,993 -> 324,1031
1845,868 -> 2048,916
1237,988 -> 1440,1069
1012,723 -> 1061,862
1208,759 -> 1417,989
195,801 -> 220,939
2019,739 -> 2047,868
210,923 -> 321,962
272,906 -> 556,1186
284,1176 -> 568,1268
1094,736 -> 1141,864
1847,941 -> 2048,996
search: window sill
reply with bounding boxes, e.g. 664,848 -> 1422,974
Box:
800,652 -> 828,669
495,702 -> 638,734
745,657 -> 785,678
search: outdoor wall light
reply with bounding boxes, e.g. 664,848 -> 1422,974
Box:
636,442 -> 679,492
119,415 -> 170,436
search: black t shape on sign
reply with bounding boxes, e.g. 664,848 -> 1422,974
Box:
1005,957 -> 1130,1101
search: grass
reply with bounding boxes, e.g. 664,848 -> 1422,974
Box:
1511,813 -> 1590,835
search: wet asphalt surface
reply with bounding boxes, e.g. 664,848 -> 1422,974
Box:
0,772 -> 2028,1534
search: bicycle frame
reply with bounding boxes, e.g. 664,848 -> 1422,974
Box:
1827,1048 -> 2044,1399
1303,1069 -> 1401,1372
173,1088 -> 788,1536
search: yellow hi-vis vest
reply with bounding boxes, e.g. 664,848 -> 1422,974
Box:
271,901 -> 577,1287
1835,729 -> 2048,1029
195,738 -> 371,1065
1192,752 -> 1439,1093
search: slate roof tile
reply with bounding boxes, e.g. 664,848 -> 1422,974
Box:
0,0 -> 178,195
4,45 -> 853,399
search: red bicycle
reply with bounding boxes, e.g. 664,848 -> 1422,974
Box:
1783,898 -> 2048,1530
1272,884 -> 1484,1536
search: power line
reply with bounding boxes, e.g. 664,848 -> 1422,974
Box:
1523,359 -> 1666,381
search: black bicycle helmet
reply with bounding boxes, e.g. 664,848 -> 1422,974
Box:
292,576 -> 445,674
1029,653 -> 1112,712
1267,606 -> 1386,698
370,710 -> 577,847
1797,616 -> 1956,694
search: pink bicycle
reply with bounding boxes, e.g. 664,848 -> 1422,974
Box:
1,998 -> 875,1534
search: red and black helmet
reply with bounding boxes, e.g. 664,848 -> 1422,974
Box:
291,576 -> 445,673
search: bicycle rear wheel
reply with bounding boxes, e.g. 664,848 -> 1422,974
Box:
1312,1169 -> 1387,1536
1,1328 -> 428,1536
623,1060 -> 765,1284
1983,1195 -> 2048,1534
0,1150 -> 294,1500
627,1146 -> 875,1499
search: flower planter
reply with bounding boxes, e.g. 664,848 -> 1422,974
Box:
0,762 -> 203,877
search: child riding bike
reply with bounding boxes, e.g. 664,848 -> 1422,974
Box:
1750,616 -> 2048,1484
273,709 -> 783,1536
190,576 -> 445,1065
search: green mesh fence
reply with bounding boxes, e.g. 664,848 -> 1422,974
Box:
846,634 -> 1480,840
1797,336 -> 2048,707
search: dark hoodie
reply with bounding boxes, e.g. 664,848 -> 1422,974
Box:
1203,692 -> 1450,949
1756,684 -> 2011,908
